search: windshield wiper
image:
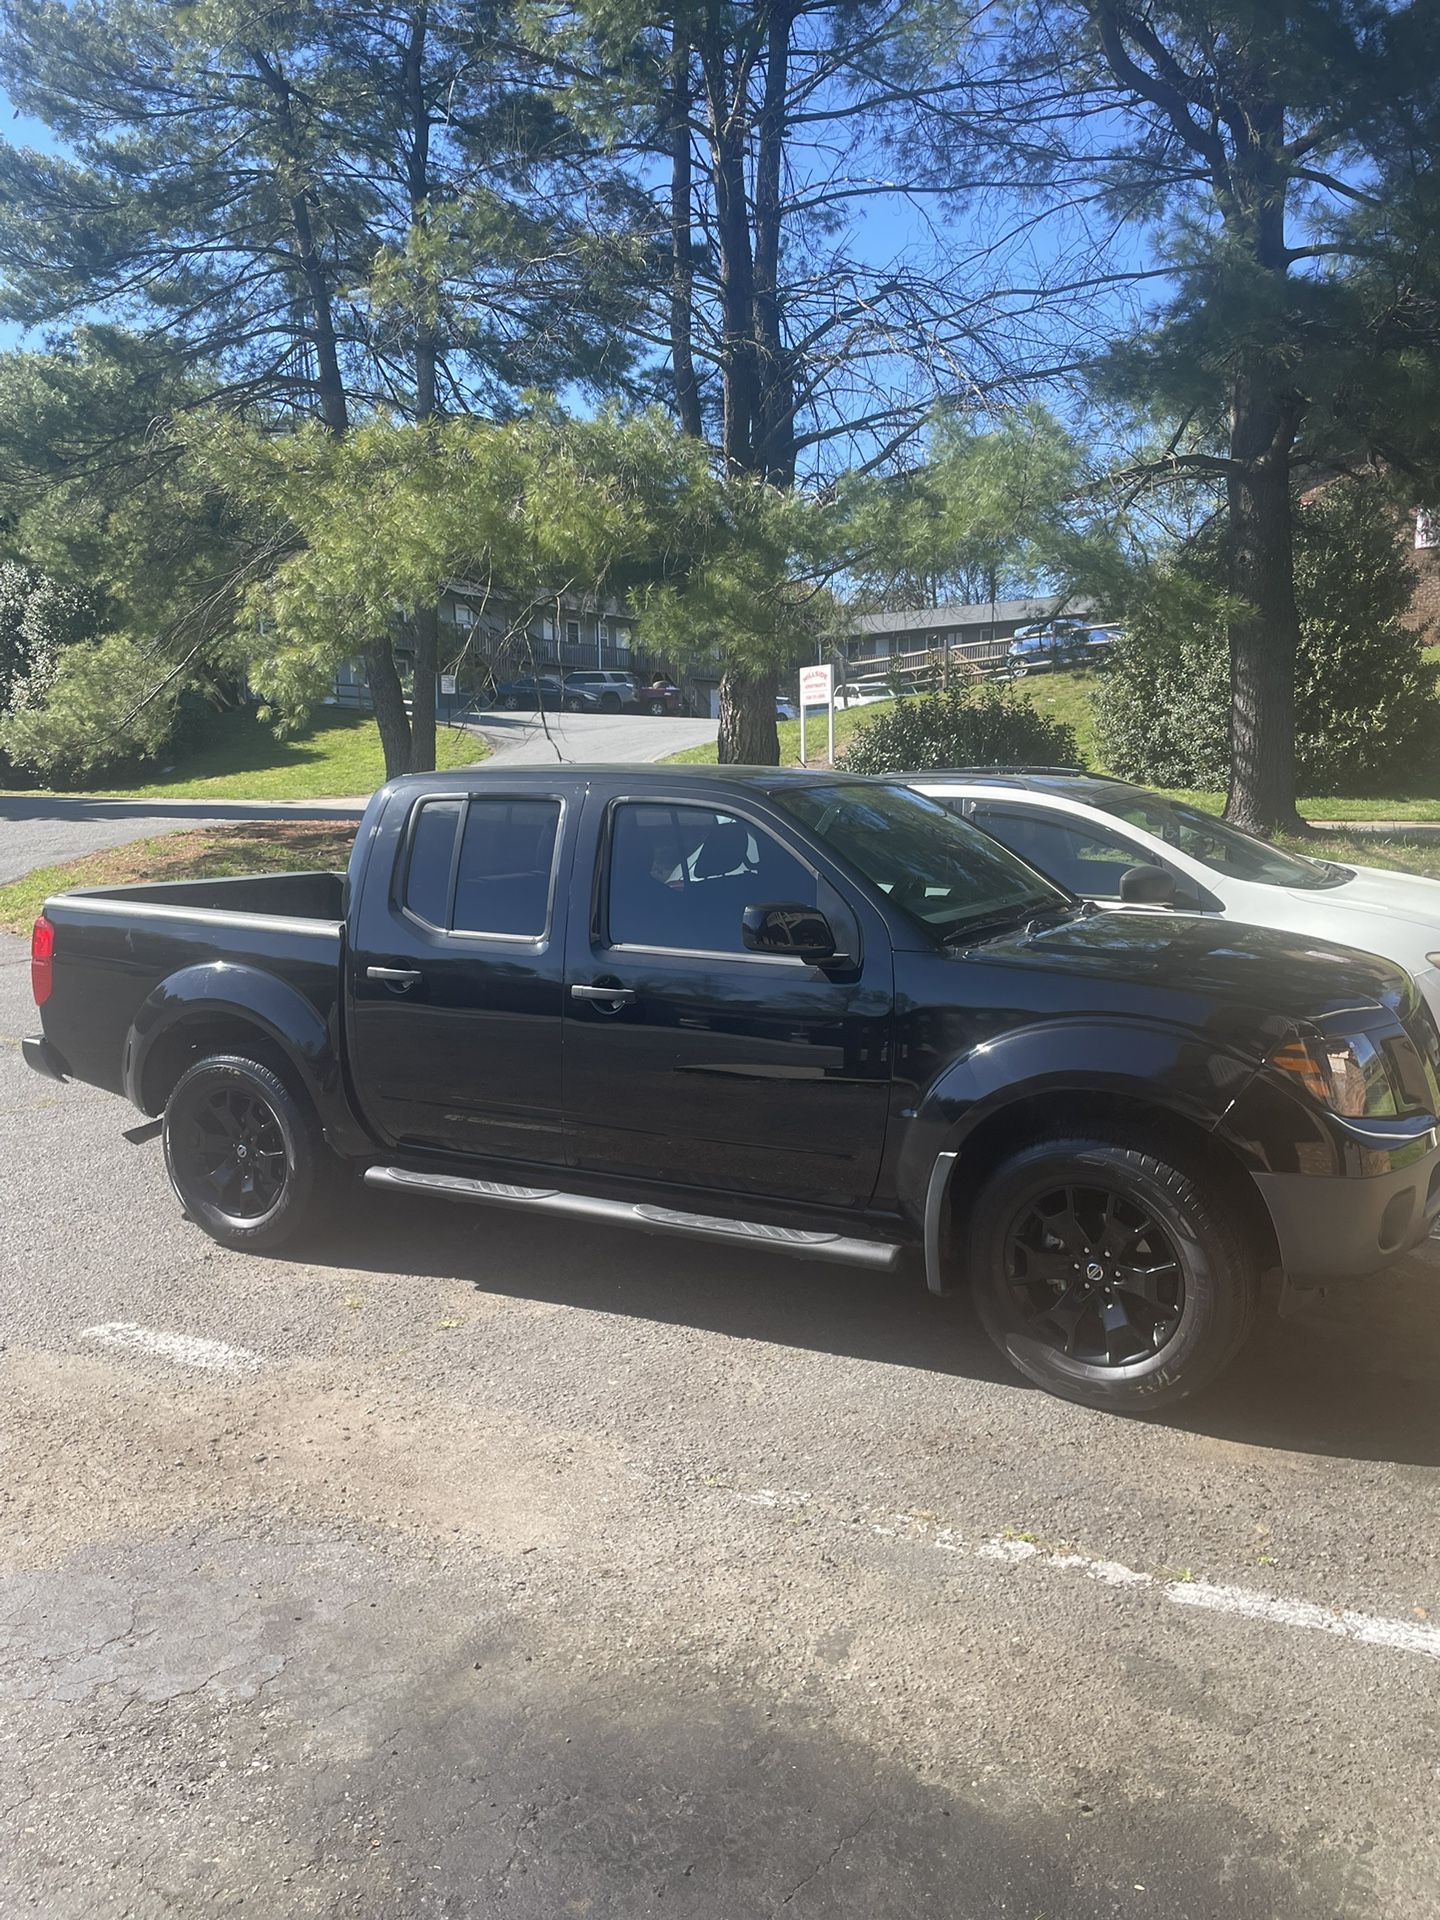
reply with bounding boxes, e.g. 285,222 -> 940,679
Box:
941,898 -> 1076,948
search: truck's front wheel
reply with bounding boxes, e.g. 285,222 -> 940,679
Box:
967,1133 -> 1259,1412
163,1054 -> 336,1253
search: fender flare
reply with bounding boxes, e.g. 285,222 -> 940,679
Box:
902,1018 -> 1260,1295
123,962 -> 369,1153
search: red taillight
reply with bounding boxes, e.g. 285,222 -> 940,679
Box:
30,915 -> 54,1006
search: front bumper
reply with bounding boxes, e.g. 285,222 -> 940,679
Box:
21,1034 -> 68,1084
1254,1128 -> 1440,1282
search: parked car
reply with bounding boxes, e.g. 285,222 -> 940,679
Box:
1006,624 -> 1115,676
634,679 -> 686,716
776,695 -> 799,720
911,767 -> 1440,1024
24,768 -> 1440,1413
490,675 -> 568,712
560,670 -> 638,713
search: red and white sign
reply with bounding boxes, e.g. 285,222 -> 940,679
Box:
799,663 -> 833,707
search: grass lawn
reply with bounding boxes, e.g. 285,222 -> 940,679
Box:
665,670 -> 1440,822
0,821 -> 357,934
1,705 -> 484,803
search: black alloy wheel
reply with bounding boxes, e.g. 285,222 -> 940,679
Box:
1003,1183 -> 1184,1367
163,1053 -> 338,1252
967,1132 -> 1259,1411
171,1084 -> 288,1226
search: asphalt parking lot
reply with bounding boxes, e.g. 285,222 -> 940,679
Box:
3,928 -> 1439,1918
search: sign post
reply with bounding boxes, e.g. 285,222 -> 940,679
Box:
798,663 -> 834,768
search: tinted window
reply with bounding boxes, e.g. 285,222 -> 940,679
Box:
452,798 -> 561,937
777,784 -> 1067,941
608,803 -> 816,954
404,799 -> 461,925
972,806 -> 1142,897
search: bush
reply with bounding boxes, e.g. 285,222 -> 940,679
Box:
837,681 -> 1081,775
1097,483 -> 1440,796
0,633 -> 181,785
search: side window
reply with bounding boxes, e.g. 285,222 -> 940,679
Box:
972,806 -> 1143,898
453,798 -> 561,936
404,799 -> 462,925
607,802 -> 817,954
403,796 -> 560,937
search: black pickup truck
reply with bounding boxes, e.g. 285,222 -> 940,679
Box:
24,767 -> 1440,1411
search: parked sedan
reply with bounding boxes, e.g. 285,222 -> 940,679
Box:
910,767 -> 1440,1022
490,676 -> 605,714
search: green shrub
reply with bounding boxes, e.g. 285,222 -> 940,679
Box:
837,681 -> 1081,775
0,633 -> 181,785
1097,483 -> 1440,796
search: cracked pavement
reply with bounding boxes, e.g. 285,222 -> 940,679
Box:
2,928 -> 1440,1917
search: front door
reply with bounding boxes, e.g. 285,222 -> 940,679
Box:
349,787 -> 571,1163
563,793 -> 894,1208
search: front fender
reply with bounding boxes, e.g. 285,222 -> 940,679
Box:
124,962 -> 367,1152
895,1016 -> 1261,1236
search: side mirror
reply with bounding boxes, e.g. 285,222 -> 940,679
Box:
1119,863 -> 1178,906
742,902 -> 837,961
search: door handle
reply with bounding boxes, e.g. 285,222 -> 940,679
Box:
366,966 -> 422,989
571,982 -> 637,1006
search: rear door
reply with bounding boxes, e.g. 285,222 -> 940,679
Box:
348,786 -> 572,1163
562,791 -> 894,1207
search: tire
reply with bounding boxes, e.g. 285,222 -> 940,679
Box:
644,698 -> 666,716
966,1131 -> 1259,1412
599,692 -> 622,713
500,692 -> 519,710
162,1053 -> 338,1253
563,696 -> 584,712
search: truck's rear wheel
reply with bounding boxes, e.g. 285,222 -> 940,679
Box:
967,1133 -> 1259,1412
163,1054 -> 336,1253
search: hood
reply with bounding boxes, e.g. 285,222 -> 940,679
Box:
1300,864 -> 1440,940
965,908 -> 1413,1027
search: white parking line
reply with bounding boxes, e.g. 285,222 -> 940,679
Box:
716,1484 -> 1440,1666
80,1322 -> 264,1375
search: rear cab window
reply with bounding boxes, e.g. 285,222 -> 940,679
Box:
403,795 -> 562,939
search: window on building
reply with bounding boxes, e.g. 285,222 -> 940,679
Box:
597,620 -> 610,646
565,619 -> 581,647
540,617 -> 556,642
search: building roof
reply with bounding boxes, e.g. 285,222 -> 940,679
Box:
846,595 -> 1094,637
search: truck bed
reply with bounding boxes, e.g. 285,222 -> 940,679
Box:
62,868 -> 347,923
37,869 -> 347,1102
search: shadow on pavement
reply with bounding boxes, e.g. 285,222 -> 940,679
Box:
297,1185 -> 1440,1464
1175,1254 -> 1440,1468
295,1182 -> 1022,1389
0,796 -> 366,824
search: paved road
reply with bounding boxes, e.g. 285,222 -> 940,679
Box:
0,796 -> 367,886
0,715 -> 711,887
3,936 -> 1439,1917
477,707 -> 716,765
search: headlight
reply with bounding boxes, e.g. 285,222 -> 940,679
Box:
1268,1033 -> 1401,1118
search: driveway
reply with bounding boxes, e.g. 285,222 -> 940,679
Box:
3,933 -> 1439,1917
0,796 -> 366,886
476,707 -> 716,765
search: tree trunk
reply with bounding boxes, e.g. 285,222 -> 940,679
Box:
1225,371 -> 1303,835
408,605 -> 438,773
669,29 -> 702,439
365,642 -> 413,780
717,661 -> 779,764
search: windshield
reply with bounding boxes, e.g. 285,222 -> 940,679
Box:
778,782 -> 1072,941
1091,792 -> 1345,889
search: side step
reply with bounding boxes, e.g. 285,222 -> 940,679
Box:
362,1165 -> 903,1271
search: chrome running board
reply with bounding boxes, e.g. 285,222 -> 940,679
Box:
362,1165 -> 902,1270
